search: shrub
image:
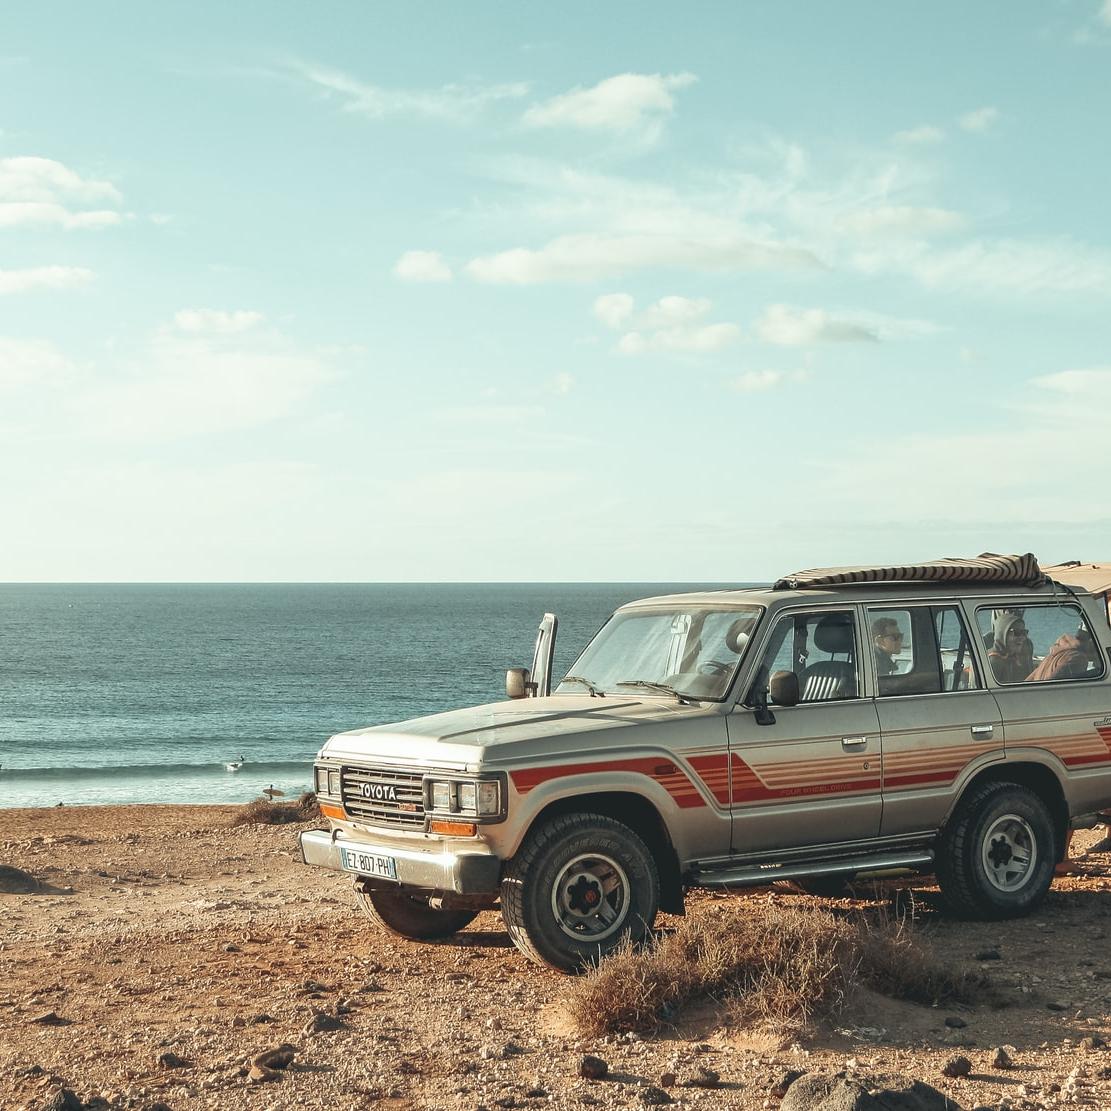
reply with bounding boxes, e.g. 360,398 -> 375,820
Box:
564,898 -> 991,1038
231,791 -> 320,826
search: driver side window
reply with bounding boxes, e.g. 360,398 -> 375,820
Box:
754,610 -> 859,704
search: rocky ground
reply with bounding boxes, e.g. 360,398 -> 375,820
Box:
3,806 -> 1111,1111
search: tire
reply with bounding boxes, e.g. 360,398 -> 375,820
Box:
936,781 -> 1057,919
501,814 -> 660,973
355,887 -> 478,940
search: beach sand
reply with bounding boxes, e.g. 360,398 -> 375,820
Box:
3,805 -> 1111,1110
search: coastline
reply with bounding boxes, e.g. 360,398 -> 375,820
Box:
3,806 -> 1111,1110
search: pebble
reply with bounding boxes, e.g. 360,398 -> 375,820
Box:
991,1046 -> 1014,1069
684,1066 -> 720,1088
253,1043 -> 296,1070
248,1063 -> 282,1083
942,1055 -> 972,1078
579,1055 -> 609,1080
640,1085 -> 674,1106
303,1012 -> 346,1034
157,1050 -> 191,1068
944,1016 -> 967,1028
974,948 -> 1002,961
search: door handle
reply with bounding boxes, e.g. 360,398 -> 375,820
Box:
841,736 -> 868,750
971,724 -> 994,739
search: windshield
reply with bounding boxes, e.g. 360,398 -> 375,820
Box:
557,605 -> 763,701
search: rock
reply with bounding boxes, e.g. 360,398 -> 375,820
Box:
579,1055 -> 608,1080
659,1072 -> 676,1088
973,948 -> 1001,961
1046,1001 -> 1068,1011
302,1012 -> 346,1034
28,1011 -> 70,1026
248,1063 -> 282,1083
684,1066 -> 720,1088
253,1043 -> 296,1070
770,1069 -> 805,1098
0,865 -> 39,893
782,1073 -> 964,1110
991,1046 -> 1014,1069
1079,1035 -> 1106,1053
157,1051 -> 191,1068
247,1013 -> 274,1024
944,1016 -> 968,1028
42,1091 -> 84,1111
942,1055 -> 972,1078
640,1086 -> 674,1106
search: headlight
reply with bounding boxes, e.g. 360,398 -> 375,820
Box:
426,776 -> 503,819
327,769 -> 340,796
314,766 -> 328,794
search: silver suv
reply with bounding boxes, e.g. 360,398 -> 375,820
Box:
300,555 -> 1111,971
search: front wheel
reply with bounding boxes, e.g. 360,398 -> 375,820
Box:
936,781 -> 1057,919
356,887 -> 478,940
501,814 -> 660,972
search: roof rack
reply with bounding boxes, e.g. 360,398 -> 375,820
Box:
773,552 -> 1046,591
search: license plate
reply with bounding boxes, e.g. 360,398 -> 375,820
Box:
339,847 -> 397,880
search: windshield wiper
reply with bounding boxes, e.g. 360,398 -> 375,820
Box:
615,679 -> 691,704
561,675 -> 603,697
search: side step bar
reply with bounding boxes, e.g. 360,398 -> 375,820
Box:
694,849 -> 934,889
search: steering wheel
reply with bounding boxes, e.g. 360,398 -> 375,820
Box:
698,659 -> 732,677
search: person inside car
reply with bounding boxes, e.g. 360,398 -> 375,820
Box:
988,612 -> 1035,683
871,617 -> 903,677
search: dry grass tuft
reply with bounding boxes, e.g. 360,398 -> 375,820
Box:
564,899 -> 990,1038
231,791 -> 320,826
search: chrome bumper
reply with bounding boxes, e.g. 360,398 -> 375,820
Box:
299,828 -> 501,894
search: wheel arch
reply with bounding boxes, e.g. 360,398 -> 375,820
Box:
950,761 -> 1069,860
521,791 -> 684,915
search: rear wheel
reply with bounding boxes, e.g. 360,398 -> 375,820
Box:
356,887 -> 478,940
936,781 -> 1056,919
501,813 -> 659,972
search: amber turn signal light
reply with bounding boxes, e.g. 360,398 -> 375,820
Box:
319,802 -> 345,820
429,819 -> 477,837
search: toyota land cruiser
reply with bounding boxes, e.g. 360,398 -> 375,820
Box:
300,554 -> 1111,971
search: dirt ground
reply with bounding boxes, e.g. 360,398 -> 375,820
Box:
3,806 -> 1111,1111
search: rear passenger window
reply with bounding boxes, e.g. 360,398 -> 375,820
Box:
976,604 -> 1106,685
866,605 -> 982,696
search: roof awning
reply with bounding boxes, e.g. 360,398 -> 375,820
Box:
1044,562 -> 1111,597
774,552 -> 1046,591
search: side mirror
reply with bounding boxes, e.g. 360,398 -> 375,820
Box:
769,670 -> 800,707
506,668 -> 531,700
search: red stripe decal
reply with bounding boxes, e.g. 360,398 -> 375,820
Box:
510,758 -> 707,808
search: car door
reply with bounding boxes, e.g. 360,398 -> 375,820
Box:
720,606 -> 882,855
974,599 -> 1111,817
868,602 -> 1005,838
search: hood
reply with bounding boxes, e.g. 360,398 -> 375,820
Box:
321,693 -> 713,768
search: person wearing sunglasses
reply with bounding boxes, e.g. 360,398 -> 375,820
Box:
988,612 -> 1034,684
871,617 -> 904,678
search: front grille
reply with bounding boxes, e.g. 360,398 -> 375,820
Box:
341,765 -> 425,829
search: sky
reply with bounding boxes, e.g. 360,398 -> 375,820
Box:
1,2 -> 1110,582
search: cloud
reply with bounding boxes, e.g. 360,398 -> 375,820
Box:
618,322 -> 739,355
733,370 -> 782,393
834,205 -> 964,237
466,232 -> 820,283
958,106 -> 1000,132
0,337 -> 71,390
173,308 -> 265,334
0,266 -> 94,294
852,237 -> 1111,296
523,72 -> 696,136
593,292 -> 635,329
1101,0 -> 1111,26
754,304 -> 879,346
637,295 -> 713,328
291,61 -> 528,122
393,250 -> 452,282
0,156 -> 122,229
893,124 -> 945,145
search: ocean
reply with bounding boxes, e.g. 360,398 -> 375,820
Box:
0,583 -> 733,809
